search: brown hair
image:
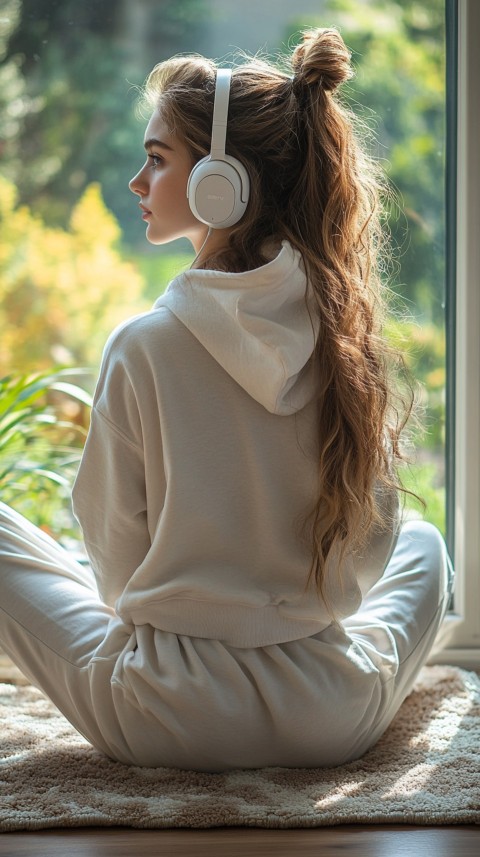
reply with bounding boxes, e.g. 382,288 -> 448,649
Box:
142,28 -> 411,599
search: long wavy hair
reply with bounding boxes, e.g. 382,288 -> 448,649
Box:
142,28 -> 412,599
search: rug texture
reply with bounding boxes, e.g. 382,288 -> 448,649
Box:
0,665 -> 479,831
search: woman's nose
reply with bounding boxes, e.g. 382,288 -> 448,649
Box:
129,165 -> 147,196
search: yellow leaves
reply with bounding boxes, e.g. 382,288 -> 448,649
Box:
0,179 -> 147,373
0,175 -> 18,217
425,367 -> 445,391
70,183 -> 120,247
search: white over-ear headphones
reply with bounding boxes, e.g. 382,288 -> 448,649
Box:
187,68 -> 250,229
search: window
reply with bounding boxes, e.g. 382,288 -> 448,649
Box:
1,0 -> 478,665
433,0 -> 480,666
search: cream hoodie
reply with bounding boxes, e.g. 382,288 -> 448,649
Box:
72,241 -> 399,647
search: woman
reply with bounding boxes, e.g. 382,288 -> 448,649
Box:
0,28 -> 453,771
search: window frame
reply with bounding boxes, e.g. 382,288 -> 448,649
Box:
429,0 -> 480,667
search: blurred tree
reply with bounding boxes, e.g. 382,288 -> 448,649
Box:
0,176 -> 147,373
0,0 -> 30,174
286,0 -> 446,321
1,0 -> 210,244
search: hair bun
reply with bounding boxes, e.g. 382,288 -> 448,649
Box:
291,28 -> 353,92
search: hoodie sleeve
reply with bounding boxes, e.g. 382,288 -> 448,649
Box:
72,328 -> 151,607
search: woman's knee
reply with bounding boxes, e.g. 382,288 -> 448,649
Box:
399,519 -> 453,602
401,518 -> 446,560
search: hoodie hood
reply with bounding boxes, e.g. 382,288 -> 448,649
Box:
154,241 -> 318,415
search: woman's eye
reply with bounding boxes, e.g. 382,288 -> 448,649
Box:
148,154 -> 163,169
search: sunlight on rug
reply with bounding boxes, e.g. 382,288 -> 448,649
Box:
0,665 -> 479,831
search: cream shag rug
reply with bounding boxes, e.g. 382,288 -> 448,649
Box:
0,665 -> 479,832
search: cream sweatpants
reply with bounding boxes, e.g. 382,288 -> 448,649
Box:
0,501 -> 453,772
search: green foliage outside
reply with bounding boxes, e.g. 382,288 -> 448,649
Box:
133,252 -> 194,305
1,0 -> 211,244
288,0 -> 446,323
0,370 -> 92,537
0,0 -> 448,536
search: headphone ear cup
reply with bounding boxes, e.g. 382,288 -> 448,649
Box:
187,155 -> 250,228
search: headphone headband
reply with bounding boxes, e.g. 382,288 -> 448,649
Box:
210,69 -> 231,160
186,67 -> 250,229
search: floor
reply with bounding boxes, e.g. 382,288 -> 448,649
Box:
1,826 -> 479,856
1,657 -> 479,855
